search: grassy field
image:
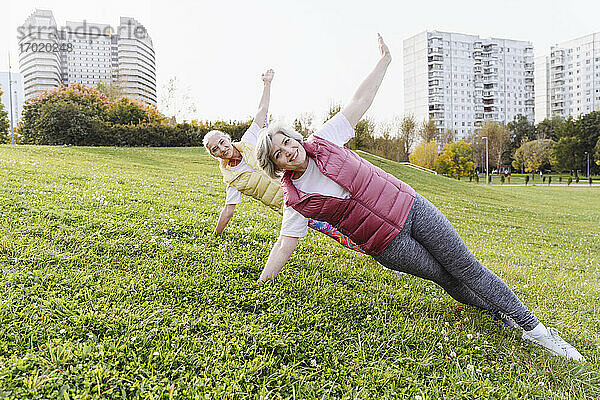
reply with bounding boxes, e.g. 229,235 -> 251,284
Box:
0,145 -> 599,399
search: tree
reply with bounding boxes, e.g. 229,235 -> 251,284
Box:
511,139 -> 556,173
158,76 -> 197,123
409,141 -> 438,170
324,102 -> 342,123
293,112 -> 314,138
95,80 -> 124,101
34,99 -> 107,145
437,141 -> 475,179
19,83 -> 112,144
399,115 -> 417,161
419,117 -> 438,143
574,111 -> 600,174
374,122 -> 396,160
554,135 -> 584,173
0,87 -> 9,143
535,116 -> 564,141
347,118 -> 375,151
107,98 -> 151,125
508,115 -> 535,161
595,137 -> 600,166
440,128 -> 456,145
479,121 -> 510,170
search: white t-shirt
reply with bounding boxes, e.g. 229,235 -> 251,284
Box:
280,113 -> 354,237
224,122 -> 261,205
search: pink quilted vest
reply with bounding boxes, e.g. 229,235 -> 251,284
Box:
281,136 -> 416,255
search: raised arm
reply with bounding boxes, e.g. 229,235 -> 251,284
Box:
341,34 -> 391,127
258,235 -> 299,283
254,69 -> 274,128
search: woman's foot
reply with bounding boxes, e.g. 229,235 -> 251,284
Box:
522,327 -> 586,361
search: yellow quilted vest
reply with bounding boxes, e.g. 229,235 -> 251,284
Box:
219,142 -> 284,213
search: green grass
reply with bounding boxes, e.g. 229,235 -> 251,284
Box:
0,145 -> 599,399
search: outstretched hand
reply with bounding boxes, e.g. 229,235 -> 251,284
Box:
378,33 -> 391,61
262,69 -> 274,84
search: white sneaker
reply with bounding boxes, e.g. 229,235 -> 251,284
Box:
522,327 -> 586,361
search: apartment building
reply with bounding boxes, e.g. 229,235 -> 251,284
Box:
18,10 -> 156,105
404,30 -> 534,138
535,32 -> 600,122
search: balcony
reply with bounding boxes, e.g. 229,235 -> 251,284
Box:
429,96 -> 444,104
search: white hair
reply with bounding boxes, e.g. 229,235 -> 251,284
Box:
256,122 -> 304,179
203,130 -> 231,158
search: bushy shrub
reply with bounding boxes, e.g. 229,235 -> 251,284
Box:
568,177 -> 573,186
525,175 -> 530,185
19,83 -> 111,144
436,141 -> 475,179
500,175 -> 505,184
16,83 -> 253,147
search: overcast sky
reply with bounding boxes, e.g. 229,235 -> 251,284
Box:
2,0 -> 600,126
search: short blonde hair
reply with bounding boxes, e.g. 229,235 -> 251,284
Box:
256,123 -> 304,179
203,130 -> 231,158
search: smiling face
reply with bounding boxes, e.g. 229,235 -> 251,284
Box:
206,132 -> 234,160
269,132 -> 308,172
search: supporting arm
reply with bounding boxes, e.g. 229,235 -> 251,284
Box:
258,235 -> 299,283
214,204 -> 236,235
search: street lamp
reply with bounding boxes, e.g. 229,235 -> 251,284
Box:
482,136 -> 489,184
7,53 -> 15,145
585,152 -> 590,179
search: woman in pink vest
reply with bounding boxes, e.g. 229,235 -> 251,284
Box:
254,35 -> 584,361
205,69 -> 363,253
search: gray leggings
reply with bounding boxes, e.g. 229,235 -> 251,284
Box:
373,194 -> 539,331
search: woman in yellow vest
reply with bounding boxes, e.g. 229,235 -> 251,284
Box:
204,69 -> 363,252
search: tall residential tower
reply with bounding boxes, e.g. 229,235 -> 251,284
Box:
18,10 -> 156,105
535,32 -> 600,122
404,31 -> 534,138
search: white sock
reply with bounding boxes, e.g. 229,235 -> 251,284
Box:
526,322 -> 547,337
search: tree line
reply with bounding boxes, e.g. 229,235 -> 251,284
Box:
4,83 -> 252,147
302,105 -> 600,179
1,83 -> 599,179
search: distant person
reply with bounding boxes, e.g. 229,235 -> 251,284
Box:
203,69 -> 363,253
255,35 -> 584,361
